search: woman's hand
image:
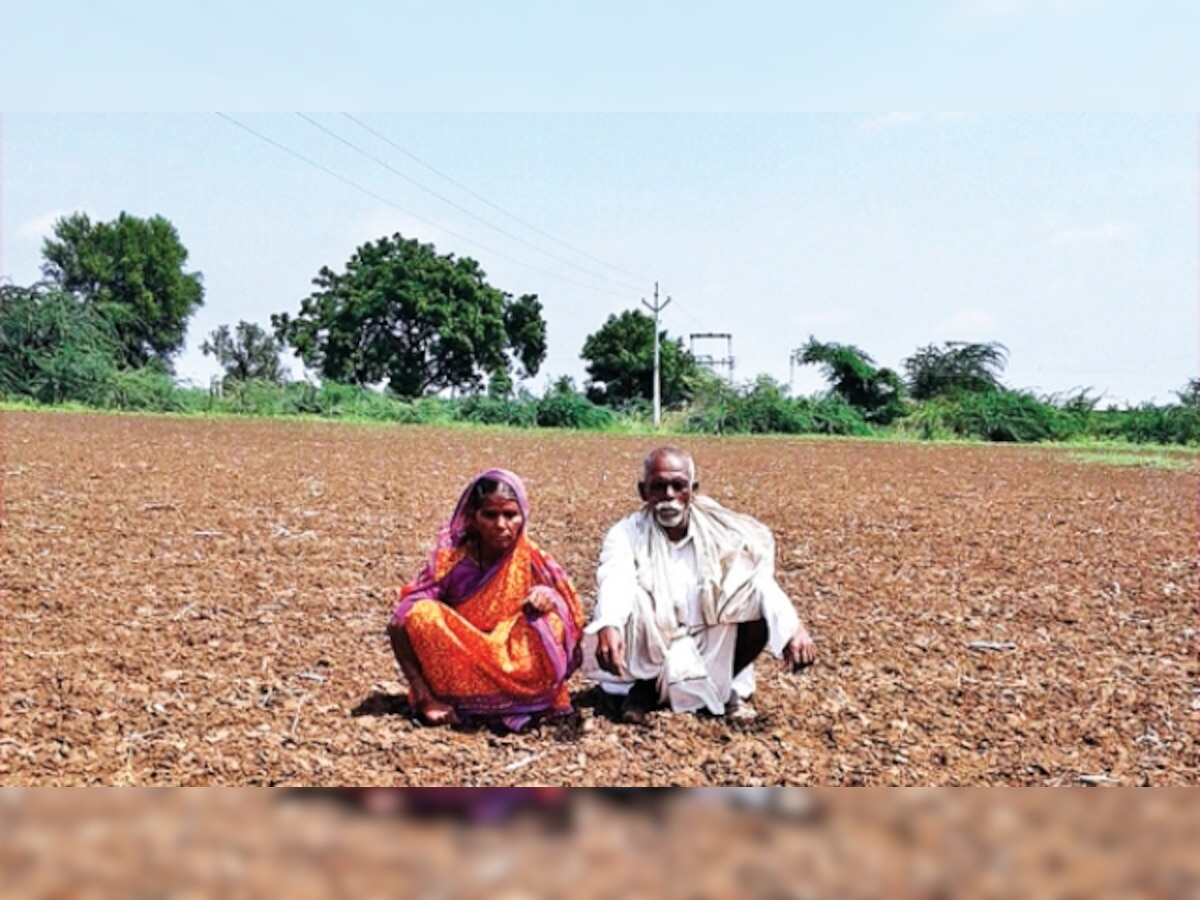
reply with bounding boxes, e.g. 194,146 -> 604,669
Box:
524,586 -> 557,617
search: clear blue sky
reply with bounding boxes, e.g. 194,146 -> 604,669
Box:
2,4 -> 1197,405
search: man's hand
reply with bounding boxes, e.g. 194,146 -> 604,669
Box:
782,625 -> 816,671
594,626 -> 627,677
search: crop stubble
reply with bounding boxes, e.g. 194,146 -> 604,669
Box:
2,412 -> 1195,785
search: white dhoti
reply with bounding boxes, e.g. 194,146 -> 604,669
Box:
584,497 -> 801,716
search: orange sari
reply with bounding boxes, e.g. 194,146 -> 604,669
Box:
393,470 -> 584,730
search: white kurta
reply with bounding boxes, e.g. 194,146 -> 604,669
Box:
584,505 -> 800,715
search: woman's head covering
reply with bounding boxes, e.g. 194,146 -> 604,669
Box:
398,468 -> 535,610
438,468 -> 530,552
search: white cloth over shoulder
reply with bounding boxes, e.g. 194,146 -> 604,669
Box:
584,495 -> 800,715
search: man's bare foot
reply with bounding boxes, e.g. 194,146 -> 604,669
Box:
620,680 -> 658,727
726,693 -> 758,722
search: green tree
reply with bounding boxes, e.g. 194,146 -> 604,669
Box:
580,310 -> 700,408
41,211 -> 205,371
272,233 -> 546,398
797,336 -> 906,424
0,282 -> 122,404
202,321 -> 288,385
1173,377 -> 1200,410
902,341 -> 1009,400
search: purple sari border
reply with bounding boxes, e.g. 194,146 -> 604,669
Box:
526,592 -> 584,684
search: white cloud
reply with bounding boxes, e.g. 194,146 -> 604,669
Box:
16,209 -> 75,240
1049,221 -> 1135,245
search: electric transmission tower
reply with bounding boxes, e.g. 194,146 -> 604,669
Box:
690,332 -> 735,384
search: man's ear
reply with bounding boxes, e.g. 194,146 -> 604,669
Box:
637,480 -> 648,502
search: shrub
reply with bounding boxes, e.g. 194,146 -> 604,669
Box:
102,368 -> 189,412
1089,404 -> 1200,445
805,394 -> 873,436
895,399 -> 959,441
0,283 -> 123,405
535,387 -> 614,430
457,394 -> 538,428
727,377 -> 805,434
682,377 -> 872,436
214,378 -> 297,416
929,390 -> 1077,443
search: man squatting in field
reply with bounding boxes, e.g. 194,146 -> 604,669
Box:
584,446 -> 816,724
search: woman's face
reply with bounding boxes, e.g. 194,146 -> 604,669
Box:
472,493 -> 523,557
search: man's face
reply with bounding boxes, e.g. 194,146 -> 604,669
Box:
638,453 -> 696,538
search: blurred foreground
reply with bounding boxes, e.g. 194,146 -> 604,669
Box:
3,788 -> 1197,897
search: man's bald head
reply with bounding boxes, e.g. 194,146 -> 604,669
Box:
641,446 -> 696,485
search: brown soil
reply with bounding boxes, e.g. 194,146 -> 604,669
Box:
3,411 -> 1195,785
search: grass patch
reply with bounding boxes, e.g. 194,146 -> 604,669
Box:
1067,449 -> 1195,470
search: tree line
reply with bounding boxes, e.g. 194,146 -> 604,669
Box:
2,210 -> 1197,445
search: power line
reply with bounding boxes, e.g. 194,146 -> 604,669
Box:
296,113 -> 645,295
219,113 -> 714,339
664,294 -> 712,332
215,113 -> 635,299
341,113 -> 653,289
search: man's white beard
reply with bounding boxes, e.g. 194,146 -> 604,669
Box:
653,500 -> 686,529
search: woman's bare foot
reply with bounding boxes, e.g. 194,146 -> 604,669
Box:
415,694 -> 458,727
391,624 -> 457,727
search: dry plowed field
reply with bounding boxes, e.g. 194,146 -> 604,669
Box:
3,412 -> 1195,785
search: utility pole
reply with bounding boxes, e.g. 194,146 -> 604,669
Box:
642,282 -> 670,428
